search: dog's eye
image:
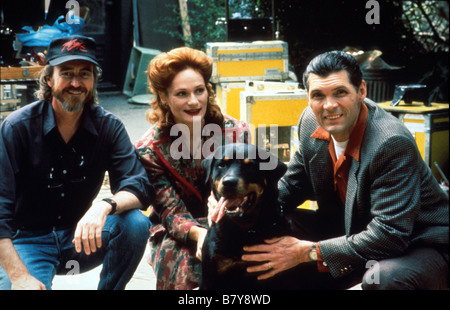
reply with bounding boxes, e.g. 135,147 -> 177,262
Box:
217,161 -> 227,168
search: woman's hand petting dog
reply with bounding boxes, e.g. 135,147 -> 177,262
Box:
241,237 -> 314,280
208,192 -> 247,225
188,225 -> 208,261
208,193 -> 223,226
196,228 -> 208,261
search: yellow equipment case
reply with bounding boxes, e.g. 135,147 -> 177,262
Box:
206,41 -> 289,83
215,82 -> 246,120
240,89 -> 308,163
244,80 -> 300,92
216,80 -> 301,120
240,89 -> 316,210
289,125 -> 318,210
378,101 -> 449,181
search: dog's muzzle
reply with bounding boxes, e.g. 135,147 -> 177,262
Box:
216,176 -> 264,216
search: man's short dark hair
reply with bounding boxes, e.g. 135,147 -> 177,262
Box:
302,50 -> 362,91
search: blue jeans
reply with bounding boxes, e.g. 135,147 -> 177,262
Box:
0,209 -> 150,290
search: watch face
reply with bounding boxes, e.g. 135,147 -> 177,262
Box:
309,249 -> 318,261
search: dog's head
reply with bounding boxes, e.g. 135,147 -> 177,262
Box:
202,143 -> 287,226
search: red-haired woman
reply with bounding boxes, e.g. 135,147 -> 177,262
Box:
135,47 -> 249,290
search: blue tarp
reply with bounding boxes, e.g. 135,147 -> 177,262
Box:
16,15 -> 84,47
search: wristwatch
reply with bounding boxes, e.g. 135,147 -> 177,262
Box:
308,243 -> 318,261
102,198 -> 117,215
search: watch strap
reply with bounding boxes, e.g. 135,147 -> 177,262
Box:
309,242 -> 318,261
102,198 -> 117,215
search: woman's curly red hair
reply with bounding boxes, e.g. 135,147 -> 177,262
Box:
145,47 -> 223,137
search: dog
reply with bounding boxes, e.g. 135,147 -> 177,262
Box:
200,143 -> 292,290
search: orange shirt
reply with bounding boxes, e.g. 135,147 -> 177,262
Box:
309,102 -> 368,271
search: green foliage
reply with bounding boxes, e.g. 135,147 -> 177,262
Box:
153,0 -> 227,50
228,0 -> 270,18
401,1 -> 449,52
151,0 -> 448,100
152,0 -> 272,50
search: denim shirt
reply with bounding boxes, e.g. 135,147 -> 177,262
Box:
0,100 -> 154,238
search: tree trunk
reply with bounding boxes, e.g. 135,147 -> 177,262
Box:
178,0 -> 192,46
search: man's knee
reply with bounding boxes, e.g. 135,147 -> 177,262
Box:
120,209 -> 150,237
106,210 -> 150,246
361,259 -> 415,290
361,248 -> 449,290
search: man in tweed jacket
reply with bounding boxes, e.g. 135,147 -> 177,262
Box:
242,51 -> 448,289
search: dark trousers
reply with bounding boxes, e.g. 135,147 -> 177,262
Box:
361,246 -> 448,290
286,209 -> 449,290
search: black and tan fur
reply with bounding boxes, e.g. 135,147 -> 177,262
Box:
200,143 -> 292,290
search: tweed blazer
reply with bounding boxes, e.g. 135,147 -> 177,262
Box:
279,98 -> 449,279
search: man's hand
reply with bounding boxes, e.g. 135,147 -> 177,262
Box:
0,238 -> 46,290
11,274 -> 46,290
241,236 -> 313,280
73,200 -> 111,255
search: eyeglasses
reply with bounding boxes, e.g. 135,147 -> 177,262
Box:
48,147 -> 86,189
59,70 -> 94,81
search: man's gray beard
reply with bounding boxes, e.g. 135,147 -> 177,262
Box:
52,89 -> 93,112
61,99 -> 84,112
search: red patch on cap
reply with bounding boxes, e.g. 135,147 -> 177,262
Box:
61,39 -> 87,52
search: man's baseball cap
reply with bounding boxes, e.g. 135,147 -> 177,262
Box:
46,35 -> 99,66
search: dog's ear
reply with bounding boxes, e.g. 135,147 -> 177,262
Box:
202,146 -> 223,185
254,146 -> 287,182
201,152 -> 215,185
265,154 -> 287,182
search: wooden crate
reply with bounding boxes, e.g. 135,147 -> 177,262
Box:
1,66 -> 43,81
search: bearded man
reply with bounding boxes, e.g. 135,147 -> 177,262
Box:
0,35 -> 154,290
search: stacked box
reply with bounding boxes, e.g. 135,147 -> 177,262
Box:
216,80 -> 301,120
240,89 -> 308,162
208,41 -> 291,120
215,82 -> 246,120
206,41 -> 289,83
378,101 -> 449,181
288,127 -> 320,212
245,80 -> 300,92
